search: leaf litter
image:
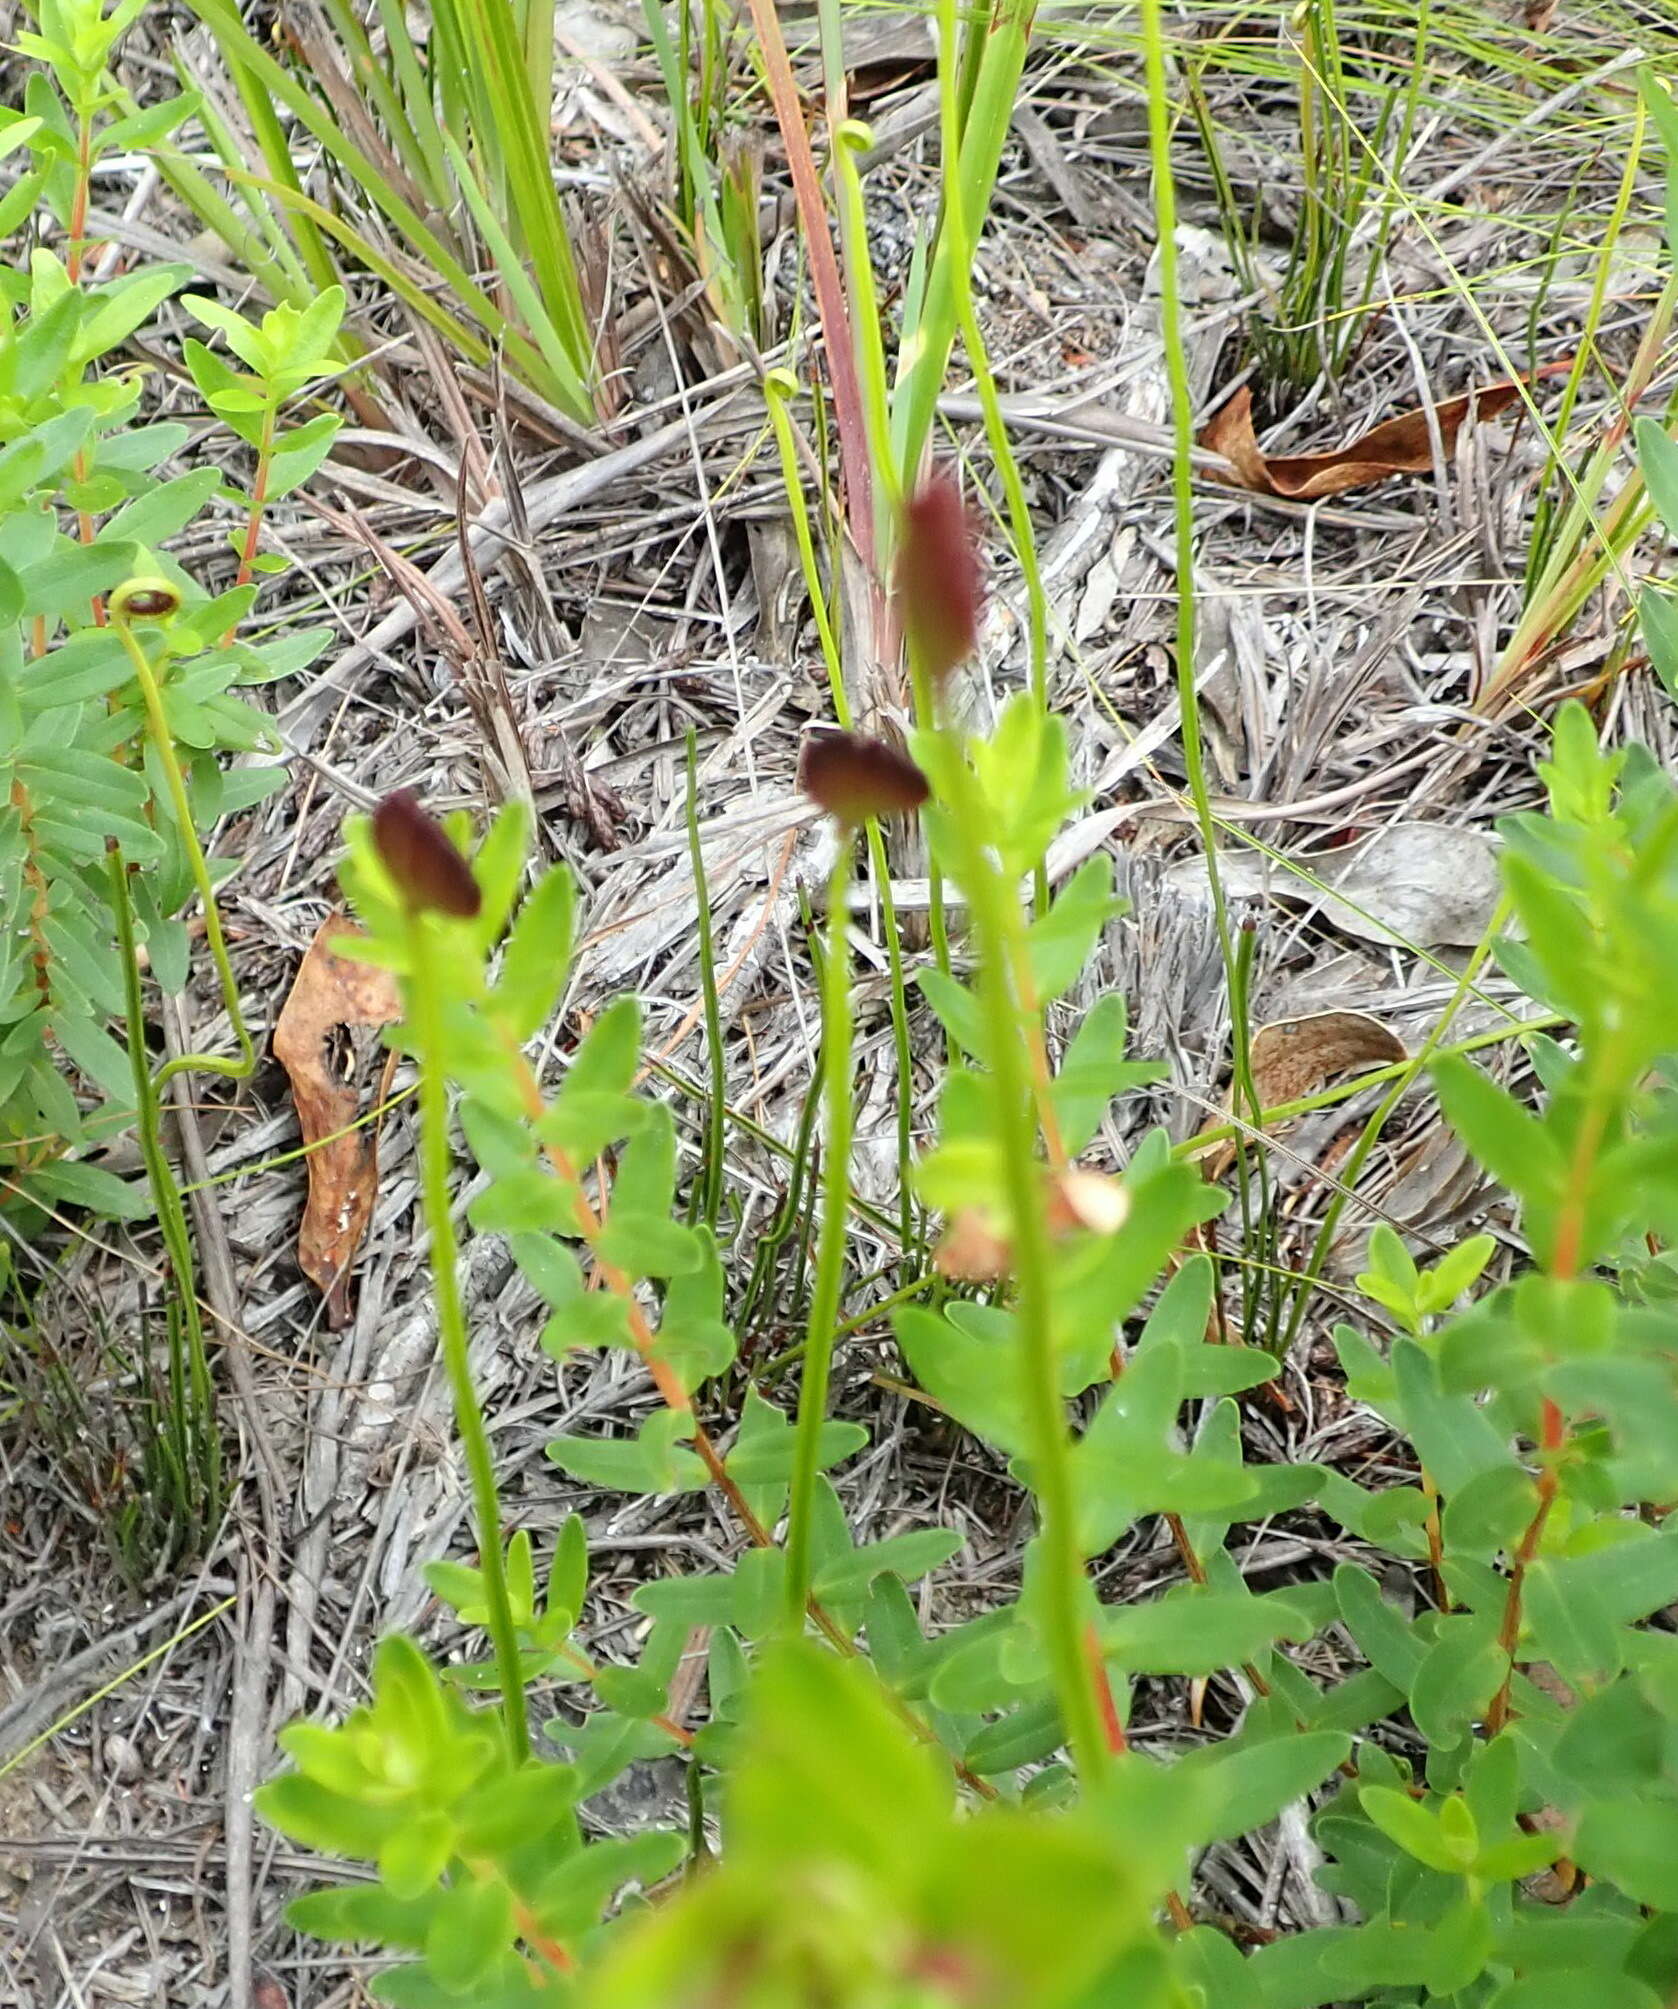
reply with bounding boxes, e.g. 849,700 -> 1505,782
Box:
272,917 -> 401,1330
12,11 -> 1678,2003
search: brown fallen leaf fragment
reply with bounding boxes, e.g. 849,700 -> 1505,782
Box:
273,917 -> 402,1330
1203,380 -> 1526,500
1196,1010 -> 1408,1181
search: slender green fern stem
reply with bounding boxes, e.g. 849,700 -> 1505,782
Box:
404,913 -> 529,1759
784,835 -> 856,1627
937,767 -> 1109,1781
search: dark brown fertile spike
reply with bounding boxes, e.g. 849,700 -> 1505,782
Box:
799,730 -> 929,827
896,471 -> 982,685
372,789 -> 482,919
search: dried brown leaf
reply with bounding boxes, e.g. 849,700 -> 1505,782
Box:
273,918 -> 401,1329
1202,381 -> 1526,500
1247,1010 -> 1409,1107
1197,1011 -> 1408,1180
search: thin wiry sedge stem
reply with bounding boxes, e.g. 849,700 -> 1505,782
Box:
1137,0 -> 1263,1266
785,837 -> 856,1628
109,846 -> 221,1531
1277,895 -> 1512,1360
406,917 -> 528,1760
111,610 -> 255,1091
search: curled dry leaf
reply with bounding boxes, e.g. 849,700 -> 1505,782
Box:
1203,380 -> 1526,500
273,917 -> 402,1330
1196,1010 -> 1408,1181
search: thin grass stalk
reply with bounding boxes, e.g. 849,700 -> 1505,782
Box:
404,915 -> 529,1760
1135,0 -> 1264,1203
935,0 -> 1050,902
1524,178 -> 1594,588
833,120 -> 902,532
149,81 -> 314,302
873,861 -> 919,1270
1499,277 -> 1676,699
357,0 -> 450,196
890,0 -> 1032,482
218,47 -> 343,303
1365,0 -> 1431,343
313,0 -> 433,195
216,164 -> 505,371
684,730 -> 727,1231
951,0 -> 996,142
453,0 -> 593,381
645,0 -> 727,316
520,0 -> 556,162
1277,27 -> 1644,654
784,837 -> 856,1629
439,127 -> 594,416
185,0 -> 582,408
742,0 -> 876,572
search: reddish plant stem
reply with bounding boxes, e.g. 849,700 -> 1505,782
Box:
555,1641 -> 693,1748
1086,1622 -> 1128,1755
1422,1468 -> 1450,1613
497,1035 -> 1000,1796
1484,1396 -> 1565,1736
234,434 -> 273,591
67,114 -> 91,284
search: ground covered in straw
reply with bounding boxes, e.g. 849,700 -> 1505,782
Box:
2,3 -> 1675,2003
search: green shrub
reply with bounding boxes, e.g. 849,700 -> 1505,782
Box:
258,508 -> 1678,2005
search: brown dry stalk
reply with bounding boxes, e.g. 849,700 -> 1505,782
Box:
739,0 -> 875,572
